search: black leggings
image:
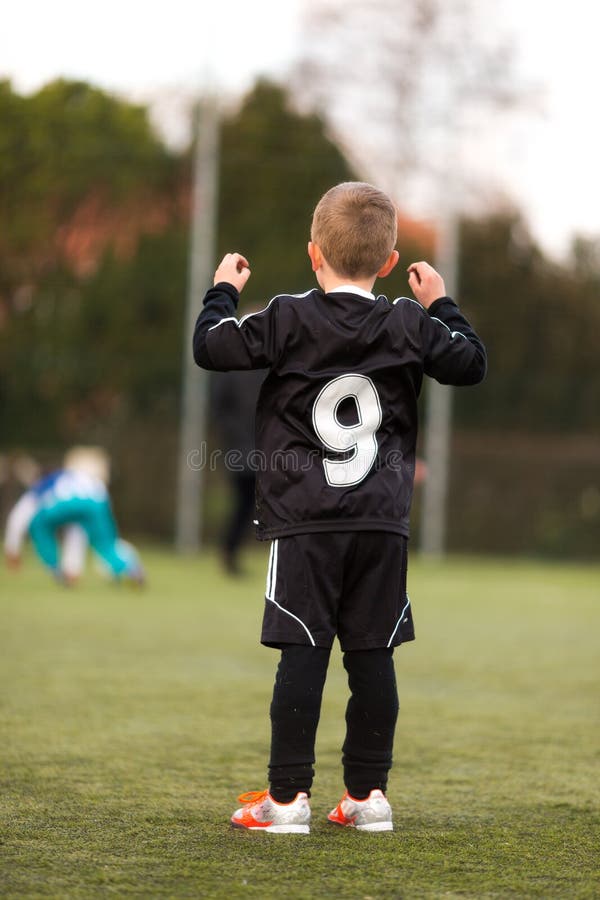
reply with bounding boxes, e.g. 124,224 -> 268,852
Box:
268,644 -> 399,802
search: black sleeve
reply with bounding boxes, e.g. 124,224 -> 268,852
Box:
193,282 -> 278,372
421,296 -> 487,386
193,282 -> 239,368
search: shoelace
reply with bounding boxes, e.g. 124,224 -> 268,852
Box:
237,790 -> 269,805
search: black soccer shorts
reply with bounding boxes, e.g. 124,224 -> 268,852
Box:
261,531 -> 415,651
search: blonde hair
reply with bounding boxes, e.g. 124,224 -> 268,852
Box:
311,182 -> 398,279
64,446 -> 110,484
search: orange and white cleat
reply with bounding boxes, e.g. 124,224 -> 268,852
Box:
230,790 -> 311,834
328,789 -> 393,832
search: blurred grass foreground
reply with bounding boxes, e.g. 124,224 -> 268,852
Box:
1,546 -> 599,898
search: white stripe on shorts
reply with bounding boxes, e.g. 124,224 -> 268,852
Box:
387,595 -> 411,648
266,539 -> 279,600
265,539 -> 316,646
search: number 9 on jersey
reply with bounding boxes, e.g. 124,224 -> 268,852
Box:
312,374 -> 382,487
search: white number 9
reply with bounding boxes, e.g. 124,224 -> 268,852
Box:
312,374 -> 382,487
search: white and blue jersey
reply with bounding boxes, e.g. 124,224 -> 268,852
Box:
25,470 -> 140,579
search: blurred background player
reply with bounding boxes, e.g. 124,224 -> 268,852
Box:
211,367 -> 265,575
3,446 -> 144,585
4,470 -> 89,581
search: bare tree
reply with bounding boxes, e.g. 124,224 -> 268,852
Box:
294,0 -> 524,213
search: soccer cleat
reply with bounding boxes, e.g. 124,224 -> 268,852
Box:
231,790 -> 311,834
328,789 -> 393,832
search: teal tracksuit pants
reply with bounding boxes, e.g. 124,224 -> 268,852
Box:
29,496 -> 130,577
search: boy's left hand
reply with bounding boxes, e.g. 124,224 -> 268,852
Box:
407,261 -> 445,309
214,253 -> 251,292
5,551 -> 21,570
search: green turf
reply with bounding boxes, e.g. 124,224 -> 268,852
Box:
1,547 -> 599,898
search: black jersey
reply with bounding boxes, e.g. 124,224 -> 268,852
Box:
194,283 -> 486,540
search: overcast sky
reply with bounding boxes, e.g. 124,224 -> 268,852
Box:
1,0 -> 599,260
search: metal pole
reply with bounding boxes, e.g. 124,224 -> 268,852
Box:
175,95 -> 219,552
419,211 -> 458,557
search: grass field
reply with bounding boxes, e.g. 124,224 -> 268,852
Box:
1,546 -> 599,899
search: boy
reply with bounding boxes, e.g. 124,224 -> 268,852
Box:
193,182 -> 486,834
5,449 -> 144,585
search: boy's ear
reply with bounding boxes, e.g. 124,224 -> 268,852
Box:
308,241 -> 322,272
377,249 -> 400,279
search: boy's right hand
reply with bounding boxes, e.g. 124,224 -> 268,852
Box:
407,261 -> 446,309
213,253 -> 251,292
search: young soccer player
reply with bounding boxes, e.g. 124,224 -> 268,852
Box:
5,449 -> 144,585
193,182 -> 486,834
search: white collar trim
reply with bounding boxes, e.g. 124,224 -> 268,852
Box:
328,285 -> 375,300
